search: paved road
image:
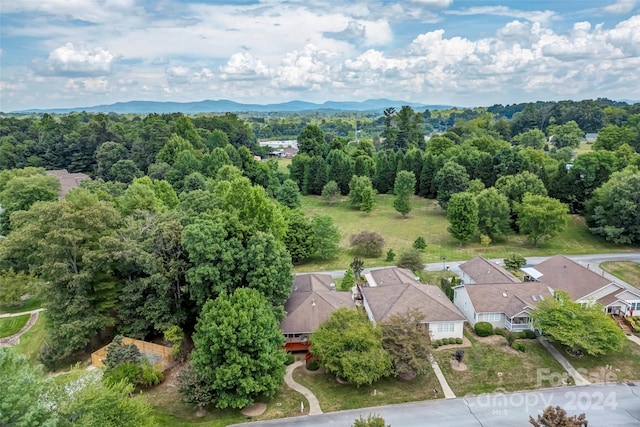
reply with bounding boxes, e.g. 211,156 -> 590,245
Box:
235,383 -> 640,426
313,252 -> 640,281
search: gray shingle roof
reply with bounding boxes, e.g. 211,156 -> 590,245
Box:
459,256 -> 521,284
532,255 -> 612,300
463,282 -> 554,317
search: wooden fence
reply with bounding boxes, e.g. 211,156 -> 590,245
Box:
91,337 -> 174,370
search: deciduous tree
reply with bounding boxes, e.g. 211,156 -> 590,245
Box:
447,192 -> 479,246
311,308 -> 392,386
381,309 -> 431,377
393,170 -> 416,217
531,291 -> 626,357
516,194 -> 568,246
190,288 -> 286,409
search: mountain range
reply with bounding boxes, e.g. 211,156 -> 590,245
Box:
13,99 -> 452,114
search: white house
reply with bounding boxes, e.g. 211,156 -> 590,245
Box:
454,281 -> 554,331
524,255 -> 640,317
362,267 -> 466,340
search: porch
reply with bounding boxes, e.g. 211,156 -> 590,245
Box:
504,316 -> 533,331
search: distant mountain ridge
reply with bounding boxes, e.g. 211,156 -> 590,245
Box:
13,98 -> 452,114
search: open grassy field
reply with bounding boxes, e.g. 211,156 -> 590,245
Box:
600,261 -> 640,290
292,365 -> 441,412
432,330 -> 565,396
143,366 -> 308,427
0,313 -> 30,338
550,340 -> 640,383
295,194 -> 637,272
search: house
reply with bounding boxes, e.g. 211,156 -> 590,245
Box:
279,273 -> 353,351
523,255 -> 640,317
458,256 -> 520,284
361,267 -> 466,340
454,281 -> 553,331
45,169 -> 90,198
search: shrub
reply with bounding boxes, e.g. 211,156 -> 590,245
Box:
494,328 -> 506,336
104,335 -> 142,369
455,338 -> 463,344
474,322 -> 494,337
432,343 -> 440,349
139,360 -> 164,387
397,249 -> 424,272
504,253 -> 526,271
436,339 -> 443,346
103,360 -> 163,388
412,236 -> 427,251
306,359 -> 320,371
513,341 -> 526,352
521,329 -> 536,339
385,249 -> 396,262
285,353 -> 295,365
506,331 -> 517,347
442,338 -> 450,345
350,231 -> 385,257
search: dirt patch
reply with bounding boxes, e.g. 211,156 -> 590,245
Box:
474,335 -> 507,346
241,403 -> 267,416
450,360 -> 468,371
398,371 -> 417,381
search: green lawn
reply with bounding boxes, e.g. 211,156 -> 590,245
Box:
295,194 -> 637,272
143,367 -> 309,427
292,365 -> 441,412
0,296 -> 43,314
600,261 -> 640,290
13,312 -> 47,363
550,340 -> 640,383
433,330 -> 565,396
0,314 -> 30,338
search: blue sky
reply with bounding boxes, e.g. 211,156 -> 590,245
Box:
1,0 -> 639,111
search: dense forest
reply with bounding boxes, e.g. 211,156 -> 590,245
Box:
1,98 -> 640,411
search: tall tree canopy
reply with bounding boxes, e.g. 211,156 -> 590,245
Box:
516,194 -> 568,246
189,288 -> 286,409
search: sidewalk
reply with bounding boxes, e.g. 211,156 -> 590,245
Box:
627,334 -> 640,347
538,337 -> 590,386
284,361 -> 323,415
0,307 -> 45,318
428,355 -> 456,399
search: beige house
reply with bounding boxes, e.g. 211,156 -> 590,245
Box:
524,255 -> 640,316
279,273 -> 352,351
454,281 -> 553,331
458,256 -> 520,284
362,267 -> 466,340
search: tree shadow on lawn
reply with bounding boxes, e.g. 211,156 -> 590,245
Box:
292,365 -> 441,413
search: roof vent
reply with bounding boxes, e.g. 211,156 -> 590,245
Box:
539,294 -> 545,300
311,298 -> 316,307
330,282 -> 335,291
502,291 -> 508,298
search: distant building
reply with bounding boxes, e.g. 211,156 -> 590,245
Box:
45,169 -> 90,198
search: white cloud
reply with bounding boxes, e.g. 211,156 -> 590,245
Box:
603,0 -> 637,14
447,6 -> 556,24
45,43 -> 115,76
220,53 -> 270,80
272,44 -> 336,90
411,0 -> 454,7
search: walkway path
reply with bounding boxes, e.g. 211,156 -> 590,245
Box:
537,337 -> 590,386
428,355 -> 456,399
0,309 -> 44,347
284,361 -> 323,415
0,307 -> 45,318
628,334 -> 640,347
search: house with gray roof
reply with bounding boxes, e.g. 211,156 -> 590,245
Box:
45,169 -> 90,198
280,273 -> 353,351
523,255 -> 640,317
361,267 -> 466,340
458,256 -> 520,284
454,281 -> 553,331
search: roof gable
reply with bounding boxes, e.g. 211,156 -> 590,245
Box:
459,257 -> 521,284
369,267 -> 420,287
463,282 -> 553,318
533,255 -> 612,299
362,282 -> 465,323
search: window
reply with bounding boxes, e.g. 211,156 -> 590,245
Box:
436,322 -> 455,333
482,313 -> 500,321
631,302 -> 640,311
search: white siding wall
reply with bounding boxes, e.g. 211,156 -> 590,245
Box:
361,295 -> 376,325
476,313 -> 505,329
453,287 -> 478,325
429,321 -> 465,340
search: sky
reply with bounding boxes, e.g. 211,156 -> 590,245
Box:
1,0 -> 639,111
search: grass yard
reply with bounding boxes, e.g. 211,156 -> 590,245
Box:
295,194 -> 637,272
0,314 -> 30,338
275,158 -> 292,175
0,296 -> 43,314
13,312 -> 46,363
600,261 -> 640,290
144,366 -> 308,427
433,330 -> 565,396
292,365 -> 441,412
550,340 -> 640,384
